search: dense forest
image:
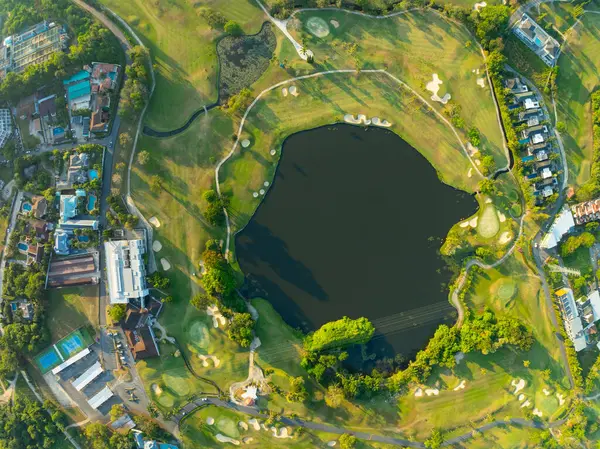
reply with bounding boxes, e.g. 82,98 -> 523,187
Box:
0,0 -> 124,104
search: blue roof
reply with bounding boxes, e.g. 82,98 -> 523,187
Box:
60,195 -> 78,221
67,81 -> 91,100
63,70 -> 90,85
54,232 -> 69,255
75,189 -> 86,197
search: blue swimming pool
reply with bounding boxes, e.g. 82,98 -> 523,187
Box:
22,202 -> 32,212
88,169 -> 99,180
78,235 -> 89,242
10,303 -> 16,312
17,242 -> 28,252
87,195 -> 97,211
53,127 -> 65,136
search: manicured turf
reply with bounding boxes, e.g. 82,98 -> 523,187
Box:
46,286 -> 99,342
554,13 -> 600,186
98,0 -> 266,130
477,204 -> 500,238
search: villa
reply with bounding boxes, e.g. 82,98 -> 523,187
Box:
504,77 -> 528,94
133,431 -> 178,449
64,70 -> 91,111
54,229 -> 70,255
104,239 -> 149,305
30,195 -> 48,219
10,300 -> 33,320
513,13 -> 561,67
571,198 -> 600,225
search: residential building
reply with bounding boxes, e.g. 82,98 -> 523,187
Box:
104,239 -> 149,305
513,14 -> 560,67
38,95 -> 57,118
30,195 -> 48,219
125,327 -> 160,360
503,77 -> 528,94
54,229 -> 70,255
0,21 -> 68,77
541,206 -> 575,249
64,70 -> 91,111
571,197 -> 600,225
0,109 -> 12,148
10,300 -> 33,320
133,431 -> 178,449
27,243 -> 44,265
556,288 -> 587,351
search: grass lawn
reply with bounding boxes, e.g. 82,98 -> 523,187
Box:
554,12 -> 600,187
288,9 -> 507,168
503,34 -> 552,93
46,286 -> 99,342
16,118 -> 40,150
562,246 -> 594,277
98,0 -> 266,130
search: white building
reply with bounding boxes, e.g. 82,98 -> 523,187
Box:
556,288 -> 587,351
0,109 -> 12,148
104,239 -> 149,305
541,207 -> 575,249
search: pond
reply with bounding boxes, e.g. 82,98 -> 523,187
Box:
236,125 -> 478,366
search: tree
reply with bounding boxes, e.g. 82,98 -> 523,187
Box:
478,178 -> 496,195
119,132 -> 132,146
339,433 -> 357,449
108,304 -> 126,323
225,88 -> 253,115
0,347 -> 18,377
286,376 -> 308,402
486,50 -> 506,75
137,150 -> 150,165
191,293 -> 214,310
475,6 -> 510,45
228,312 -> 254,347
556,121 -> 567,133
325,384 -> 345,408
109,404 -> 125,421
224,20 -> 243,36
425,428 -> 444,449
304,317 -> 375,352
150,175 -> 162,194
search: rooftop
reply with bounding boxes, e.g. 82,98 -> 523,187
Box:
104,239 -> 149,304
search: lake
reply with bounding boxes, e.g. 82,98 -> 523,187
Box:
236,125 -> 478,366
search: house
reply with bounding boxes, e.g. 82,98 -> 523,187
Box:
121,300 -> 162,331
24,218 -> 50,241
10,300 -> 33,320
27,243 -> 44,264
504,77 -> 528,94
54,229 -> 70,255
125,327 -> 160,360
571,198 -> 600,225
556,288 -> 587,351
541,206 -> 575,249
38,94 -> 57,118
133,431 -> 178,449
518,108 -> 543,126
521,124 -> 548,145
104,239 -> 149,305
30,195 -> 48,219
513,14 -> 561,67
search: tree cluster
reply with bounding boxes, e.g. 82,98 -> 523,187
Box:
304,316 -> 375,352
83,422 -> 132,449
202,190 -> 228,227
147,272 -> 171,289
119,46 -> 151,118
576,90 -> 600,201
106,195 -> 139,228
560,232 -> 595,258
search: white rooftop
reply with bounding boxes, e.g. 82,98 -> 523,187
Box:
541,167 -> 552,179
88,386 -> 113,409
532,133 -> 545,144
51,348 -> 90,375
589,290 -> 600,321
104,239 -> 149,304
542,186 -> 553,197
72,361 -> 103,392
541,207 -> 575,249
524,98 -> 540,110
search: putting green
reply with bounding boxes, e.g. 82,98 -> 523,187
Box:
163,373 -> 191,396
477,205 -> 500,238
306,16 -> 330,37
217,417 -> 240,438
188,319 -> 210,352
156,392 -> 175,408
491,278 -> 517,301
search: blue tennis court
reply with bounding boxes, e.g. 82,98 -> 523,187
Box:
35,347 -> 61,374
59,334 -> 83,358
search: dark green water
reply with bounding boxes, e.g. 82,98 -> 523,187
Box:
236,125 -> 478,363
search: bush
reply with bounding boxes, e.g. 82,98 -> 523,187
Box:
224,20 -> 243,36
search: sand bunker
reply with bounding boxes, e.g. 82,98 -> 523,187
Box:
289,86 -> 299,97
497,211 -> 506,222
270,149 -> 276,156
152,383 -> 163,395
216,434 -> 240,445
281,87 -> 288,97
414,388 -> 423,397
264,181 -> 270,187
149,216 -> 161,228
518,394 -> 526,402
330,20 -> 340,28
241,139 -> 251,148
327,442 -> 337,447
239,422 -> 248,431
207,305 -> 227,328
426,73 -> 451,105
207,417 -> 215,425
467,168 -> 473,178
243,437 -> 254,444
160,258 -> 171,271
557,393 -> 565,405
474,1 -> 487,10
466,142 -> 479,156
371,117 -> 392,127
469,216 -> 479,227
512,379 -> 526,395
477,77 -> 486,88
345,114 -> 371,125
498,231 -> 512,245
460,221 -> 470,228
543,388 -> 551,396
252,192 -> 258,198
425,388 -> 440,396
475,159 -> 481,166
152,241 -> 162,252
307,16 -> 330,37
271,427 -> 291,438
198,354 -> 221,368
248,419 -> 261,431
533,408 -> 543,417
259,189 -> 265,195
521,400 -> 531,408
453,380 -> 466,391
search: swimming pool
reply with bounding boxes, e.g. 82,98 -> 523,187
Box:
88,169 -> 99,180
87,194 -> 97,211
78,235 -> 90,242
53,127 -> 65,136
10,303 -> 17,312
17,242 -> 28,252
22,202 -> 32,212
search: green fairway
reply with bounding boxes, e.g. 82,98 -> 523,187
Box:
477,204 -> 500,238
555,13 -> 600,186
